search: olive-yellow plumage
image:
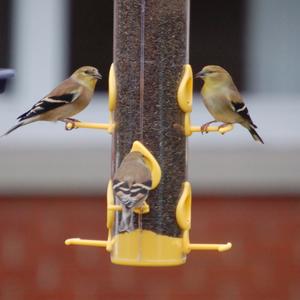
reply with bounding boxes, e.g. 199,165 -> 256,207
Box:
196,65 -> 263,144
3,66 -> 101,136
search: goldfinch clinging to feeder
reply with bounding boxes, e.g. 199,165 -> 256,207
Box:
195,65 -> 264,144
2,66 -> 102,136
113,151 -> 152,233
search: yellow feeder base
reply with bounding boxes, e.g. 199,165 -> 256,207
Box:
65,230 -> 232,266
65,181 -> 232,266
110,230 -> 186,267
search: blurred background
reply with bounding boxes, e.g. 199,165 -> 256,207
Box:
0,0 -> 299,299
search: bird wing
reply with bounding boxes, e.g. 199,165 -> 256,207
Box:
226,87 -> 256,127
113,179 -> 152,209
17,79 -> 82,121
112,153 -> 152,209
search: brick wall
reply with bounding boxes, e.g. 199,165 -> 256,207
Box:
0,195 -> 299,300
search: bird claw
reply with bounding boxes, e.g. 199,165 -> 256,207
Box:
65,121 -> 76,131
64,118 -> 80,131
200,123 -> 210,134
217,123 -> 231,135
200,121 -> 218,134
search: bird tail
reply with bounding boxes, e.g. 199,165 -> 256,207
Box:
119,207 -> 134,233
2,118 -> 35,137
248,125 -> 264,144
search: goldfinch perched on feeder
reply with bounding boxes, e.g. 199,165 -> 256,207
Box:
196,65 -> 264,144
2,66 -> 101,136
113,151 -> 152,233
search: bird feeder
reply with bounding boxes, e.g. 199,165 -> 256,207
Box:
65,0 -> 232,266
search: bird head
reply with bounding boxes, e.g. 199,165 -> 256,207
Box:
195,65 -> 232,85
71,66 -> 102,88
124,151 -> 145,164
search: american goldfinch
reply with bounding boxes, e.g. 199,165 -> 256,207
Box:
113,151 -> 152,233
196,65 -> 264,144
3,66 -> 101,136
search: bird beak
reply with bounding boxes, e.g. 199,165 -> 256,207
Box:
93,71 -> 102,80
195,70 -> 205,79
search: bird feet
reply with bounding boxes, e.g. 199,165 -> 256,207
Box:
64,118 -> 80,131
200,120 -> 217,134
218,123 -> 232,135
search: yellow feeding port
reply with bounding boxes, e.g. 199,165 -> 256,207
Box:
177,64 -> 193,113
110,230 -> 186,266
